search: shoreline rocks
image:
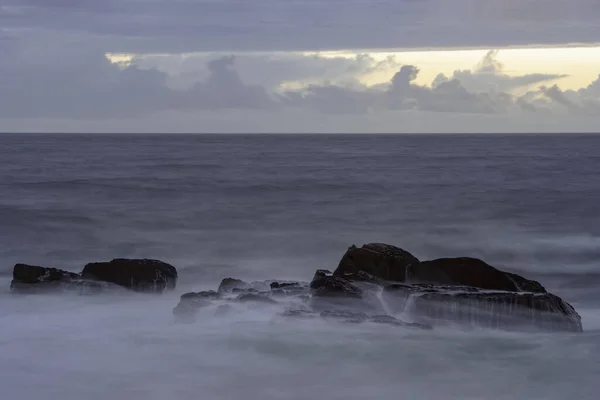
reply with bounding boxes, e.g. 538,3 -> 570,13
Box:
10,259 -> 178,294
8,242 -> 583,333
174,242 -> 582,332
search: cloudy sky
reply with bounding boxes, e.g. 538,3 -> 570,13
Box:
1,0 -> 600,133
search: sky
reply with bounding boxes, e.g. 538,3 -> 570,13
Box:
1,0 -> 600,133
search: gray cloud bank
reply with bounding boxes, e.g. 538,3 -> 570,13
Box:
2,0 -> 600,52
0,49 -> 596,122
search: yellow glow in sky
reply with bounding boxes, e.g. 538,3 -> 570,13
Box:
306,46 -> 600,91
107,46 -> 600,92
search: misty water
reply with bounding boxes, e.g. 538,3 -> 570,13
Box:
1,134 -> 599,399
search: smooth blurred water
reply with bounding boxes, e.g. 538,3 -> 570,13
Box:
1,133 -> 599,399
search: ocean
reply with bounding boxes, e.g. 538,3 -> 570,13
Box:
1,133 -> 599,399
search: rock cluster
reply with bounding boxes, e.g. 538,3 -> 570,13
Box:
9,243 -> 583,332
173,243 -> 582,332
10,259 -> 178,294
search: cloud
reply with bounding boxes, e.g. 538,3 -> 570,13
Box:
2,0 -> 600,53
434,51 -> 567,94
0,46 -> 598,132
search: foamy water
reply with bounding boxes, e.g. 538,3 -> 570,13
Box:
1,280 -> 599,400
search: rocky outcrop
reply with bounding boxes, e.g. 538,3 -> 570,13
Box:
328,243 -> 581,332
81,259 -> 177,293
11,259 -> 178,294
334,243 -> 419,282
10,264 -> 116,294
217,278 -> 250,293
12,264 -> 78,284
407,257 -> 547,293
382,284 -> 582,332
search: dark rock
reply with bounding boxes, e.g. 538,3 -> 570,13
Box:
180,290 -> 220,300
270,281 -> 301,289
12,264 -> 78,284
310,272 -> 385,312
408,257 -> 546,293
10,264 -> 116,294
81,259 -> 177,293
505,272 -> 547,293
236,293 -> 278,304
232,287 -> 258,294
334,243 -> 419,282
310,274 -> 363,298
382,284 -> 582,332
217,278 -> 250,293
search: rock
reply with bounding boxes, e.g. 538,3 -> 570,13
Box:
81,259 -> 177,293
310,274 -> 363,299
12,263 -> 78,284
236,293 -> 278,304
217,278 -> 250,293
382,284 -> 582,332
10,264 -> 118,294
505,272 -> 547,293
334,243 -> 419,282
180,290 -> 220,300
408,257 -> 546,293
270,282 -> 301,289
310,272 -> 385,312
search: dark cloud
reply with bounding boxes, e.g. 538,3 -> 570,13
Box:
2,0 -> 600,53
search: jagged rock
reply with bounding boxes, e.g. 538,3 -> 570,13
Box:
408,257 -> 546,293
382,284 -> 582,332
81,259 -> 177,293
218,278 -> 250,293
334,243 -> 419,282
310,274 -> 363,298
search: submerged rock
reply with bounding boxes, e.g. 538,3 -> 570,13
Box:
81,259 -> 177,293
217,278 -> 250,293
173,294 -> 212,323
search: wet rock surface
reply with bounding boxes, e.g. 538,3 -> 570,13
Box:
10,259 -> 178,294
8,242 -> 582,332
175,242 -> 582,332
81,259 -> 177,293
